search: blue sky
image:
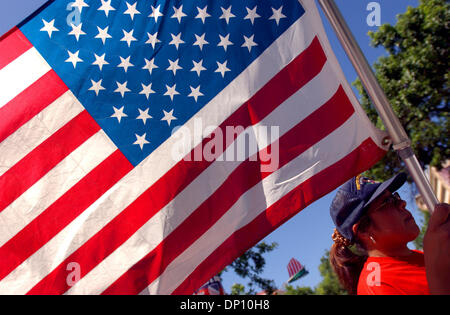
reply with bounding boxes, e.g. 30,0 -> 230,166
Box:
0,0 -> 421,293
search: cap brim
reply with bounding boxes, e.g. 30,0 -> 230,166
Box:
364,172 -> 407,208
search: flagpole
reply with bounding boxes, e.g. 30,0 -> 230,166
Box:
317,0 -> 439,213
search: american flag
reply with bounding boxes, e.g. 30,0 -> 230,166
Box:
193,275 -> 225,295
287,258 -> 308,283
0,0 -> 388,294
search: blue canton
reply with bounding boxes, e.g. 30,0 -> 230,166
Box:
20,0 -> 305,166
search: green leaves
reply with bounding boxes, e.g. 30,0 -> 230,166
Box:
354,0 -> 449,181
224,241 -> 278,295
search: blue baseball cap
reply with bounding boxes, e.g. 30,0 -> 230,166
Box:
330,172 -> 407,241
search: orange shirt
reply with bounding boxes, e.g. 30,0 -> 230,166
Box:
357,250 -> 429,295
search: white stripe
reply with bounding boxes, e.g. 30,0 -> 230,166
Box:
0,11 -> 321,294
0,130 -> 117,247
0,90 -> 84,177
146,113 -> 371,294
0,47 -> 51,108
64,61 -> 343,294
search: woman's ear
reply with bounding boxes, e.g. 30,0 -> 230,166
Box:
352,223 -> 370,247
352,223 -> 360,238
352,223 -> 358,236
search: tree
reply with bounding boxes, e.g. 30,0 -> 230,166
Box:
353,0 -> 449,182
284,285 -> 315,295
314,251 -> 348,295
230,283 -> 246,295
413,209 -> 431,250
222,241 -> 278,295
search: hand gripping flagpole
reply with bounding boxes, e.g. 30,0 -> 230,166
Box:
317,0 -> 439,213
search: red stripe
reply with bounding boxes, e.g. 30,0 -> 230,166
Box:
173,138 -> 387,294
293,260 -> 302,273
0,111 -> 100,213
288,260 -> 297,276
291,259 -> 297,271
0,27 -> 32,70
0,70 -> 68,143
296,260 -> 302,271
0,150 -> 132,282
101,86 -> 354,294
292,261 -> 299,274
26,37 -> 327,295
288,263 -> 294,278
294,260 -> 301,272
292,260 -> 300,272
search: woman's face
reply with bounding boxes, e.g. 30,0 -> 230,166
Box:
364,190 -> 420,249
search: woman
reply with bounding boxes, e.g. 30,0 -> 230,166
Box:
329,173 -> 450,295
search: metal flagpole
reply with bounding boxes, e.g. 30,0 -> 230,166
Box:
317,0 -> 439,213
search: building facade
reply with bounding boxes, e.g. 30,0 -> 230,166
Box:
416,160 -> 450,211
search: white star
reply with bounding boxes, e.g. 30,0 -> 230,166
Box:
188,86 -> 204,102
242,35 -> 258,52
219,6 -> 236,24
139,83 -> 155,99
269,6 -> 287,26
244,6 -> 261,25
92,53 -> 109,71
217,34 -> 233,52
121,29 -> 137,47
114,81 -> 131,98
40,19 -> 58,38
68,23 -> 85,41
191,60 -> 206,77
171,5 -> 187,23
145,32 -> 161,49
193,33 -> 209,51
136,108 -> 152,125
142,58 -> 158,75
111,106 -> 128,123
95,26 -> 112,44
71,0 -> 89,13
88,79 -> 105,96
65,50 -> 83,68
195,6 -> 211,24
161,109 -> 177,126
169,33 -> 185,50
123,2 -> 141,20
167,58 -> 183,75
215,60 -> 231,78
98,0 -> 115,17
133,133 -> 149,150
118,55 -> 134,72
149,5 -> 164,22
164,84 -> 180,101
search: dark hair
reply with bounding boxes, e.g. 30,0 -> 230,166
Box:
329,213 -> 370,295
